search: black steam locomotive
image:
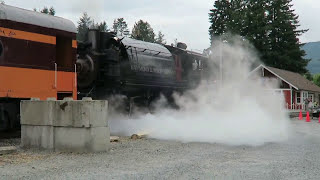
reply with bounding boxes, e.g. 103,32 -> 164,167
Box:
76,29 -> 209,106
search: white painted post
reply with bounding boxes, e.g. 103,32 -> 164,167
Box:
290,86 -> 293,110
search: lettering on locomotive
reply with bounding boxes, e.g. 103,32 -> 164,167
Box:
130,63 -> 174,75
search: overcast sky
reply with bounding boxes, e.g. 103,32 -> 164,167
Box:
4,0 -> 320,51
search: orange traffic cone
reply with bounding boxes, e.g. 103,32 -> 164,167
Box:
306,111 -> 311,122
299,110 -> 303,120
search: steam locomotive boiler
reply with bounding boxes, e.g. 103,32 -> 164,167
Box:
76,30 -> 209,104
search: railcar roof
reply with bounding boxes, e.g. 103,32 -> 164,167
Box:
0,4 -> 77,33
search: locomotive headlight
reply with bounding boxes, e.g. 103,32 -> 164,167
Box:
113,37 -> 119,41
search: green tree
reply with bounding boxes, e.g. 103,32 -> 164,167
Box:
155,31 -> 166,44
49,7 -> 55,16
77,12 -> 93,42
40,7 -> 49,14
34,6 -> 55,16
313,74 -> 320,87
131,20 -> 155,43
112,18 -> 129,36
93,21 -> 108,32
304,72 -> 313,81
208,0 -> 309,74
208,0 -> 231,43
244,1 -> 270,61
229,0 -> 246,35
266,0 -> 309,73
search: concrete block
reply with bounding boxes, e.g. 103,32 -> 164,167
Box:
63,97 -> 73,101
53,100 -> 108,128
53,101 -> 79,127
54,127 -> 88,152
82,97 -> 93,101
80,100 -> 108,127
21,125 -> 54,149
21,99 -> 109,153
89,127 -> 110,152
47,97 -> 57,101
20,101 -> 54,126
54,126 -> 110,152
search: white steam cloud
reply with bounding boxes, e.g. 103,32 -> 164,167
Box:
109,37 -> 291,146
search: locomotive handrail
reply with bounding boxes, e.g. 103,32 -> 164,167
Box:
74,64 -> 77,88
54,63 -> 57,89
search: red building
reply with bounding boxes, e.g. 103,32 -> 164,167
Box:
251,65 -> 320,110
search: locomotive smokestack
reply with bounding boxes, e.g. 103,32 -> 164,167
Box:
88,29 -> 100,50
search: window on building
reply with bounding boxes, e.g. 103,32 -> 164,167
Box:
303,92 -> 309,99
308,94 -> 314,102
296,92 -> 301,103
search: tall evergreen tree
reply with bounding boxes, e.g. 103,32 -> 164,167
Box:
209,0 -> 231,43
34,6 -> 55,16
155,31 -> 166,44
131,20 -> 155,43
49,7 -> 55,16
40,7 -> 49,14
266,0 -> 309,73
244,0 -> 270,60
77,13 -> 93,42
93,21 -> 108,32
229,0 -> 246,35
112,18 -> 129,36
209,0 -> 309,74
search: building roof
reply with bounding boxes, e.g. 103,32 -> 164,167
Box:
0,4 -> 76,33
253,64 -> 320,93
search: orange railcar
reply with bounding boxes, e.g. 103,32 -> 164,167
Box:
0,4 -> 77,130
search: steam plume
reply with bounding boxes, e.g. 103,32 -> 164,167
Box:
109,36 -> 290,146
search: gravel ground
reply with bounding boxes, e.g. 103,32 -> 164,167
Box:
0,138 -> 20,147
1,118 -> 320,179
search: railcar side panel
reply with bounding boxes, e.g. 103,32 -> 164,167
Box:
0,4 -> 78,130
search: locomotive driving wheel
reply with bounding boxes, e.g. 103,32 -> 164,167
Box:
76,54 -> 97,88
